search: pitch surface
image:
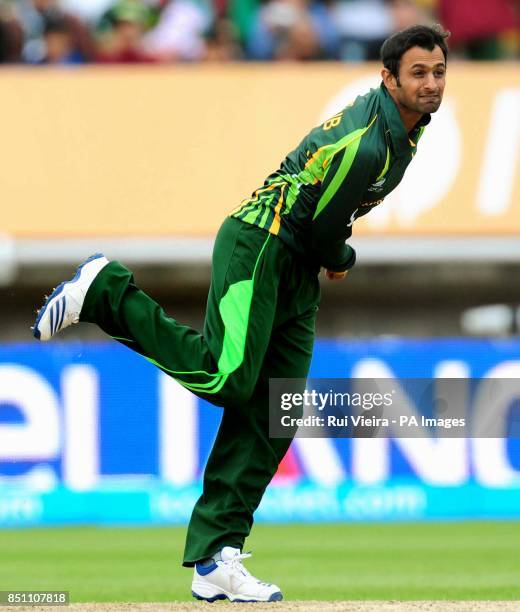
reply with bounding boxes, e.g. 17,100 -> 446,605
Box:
1,523 -> 519,602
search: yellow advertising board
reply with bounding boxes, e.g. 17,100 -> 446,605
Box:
1,64 -> 519,237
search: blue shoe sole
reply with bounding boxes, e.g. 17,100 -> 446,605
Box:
192,590 -> 283,603
269,592 -> 283,601
33,253 -> 105,340
235,592 -> 283,602
191,591 -> 228,602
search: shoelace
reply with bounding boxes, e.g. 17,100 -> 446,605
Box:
226,551 -> 252,578
225,552 -> 272,587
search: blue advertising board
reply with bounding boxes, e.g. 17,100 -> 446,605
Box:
0,339 -> 519,526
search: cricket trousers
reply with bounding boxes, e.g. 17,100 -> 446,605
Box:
80,217 -> 321,565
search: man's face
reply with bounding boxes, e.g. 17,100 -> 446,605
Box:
389,45 -> 446,115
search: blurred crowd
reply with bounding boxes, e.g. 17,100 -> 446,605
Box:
0,0 -> 518,65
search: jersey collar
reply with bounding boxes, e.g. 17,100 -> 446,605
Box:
379,83 -> 430,156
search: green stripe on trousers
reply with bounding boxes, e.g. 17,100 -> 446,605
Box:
80,217 -> 320,565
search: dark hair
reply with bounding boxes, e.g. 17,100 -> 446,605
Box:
0,21 -> 8,63
380,25 -> 449,79
43,12 -> 71,36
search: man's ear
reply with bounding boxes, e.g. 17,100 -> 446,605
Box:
381,68 -> 398,91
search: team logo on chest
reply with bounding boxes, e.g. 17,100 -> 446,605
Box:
367,177 -> 387,192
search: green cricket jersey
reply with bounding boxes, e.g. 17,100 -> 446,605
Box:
231,83 -> 430,272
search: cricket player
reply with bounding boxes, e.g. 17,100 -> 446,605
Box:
33,24 -> 448,603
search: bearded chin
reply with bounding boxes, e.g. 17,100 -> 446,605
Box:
420,99 -> 441,114
398,97 -> 422,115
401,96 -> 439,115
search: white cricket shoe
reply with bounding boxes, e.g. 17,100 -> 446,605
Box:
191,546 -> 283,603
33,253 -> 109,341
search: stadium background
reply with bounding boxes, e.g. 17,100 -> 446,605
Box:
1,0 -> 520,604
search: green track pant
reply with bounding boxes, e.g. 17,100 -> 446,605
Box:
80,217 -> 321,565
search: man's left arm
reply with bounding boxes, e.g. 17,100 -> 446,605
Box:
310,134 -> 377,273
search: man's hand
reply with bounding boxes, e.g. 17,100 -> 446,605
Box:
325,269 -> 349,281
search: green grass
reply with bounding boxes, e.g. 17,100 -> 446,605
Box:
1,522 -> 519,601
